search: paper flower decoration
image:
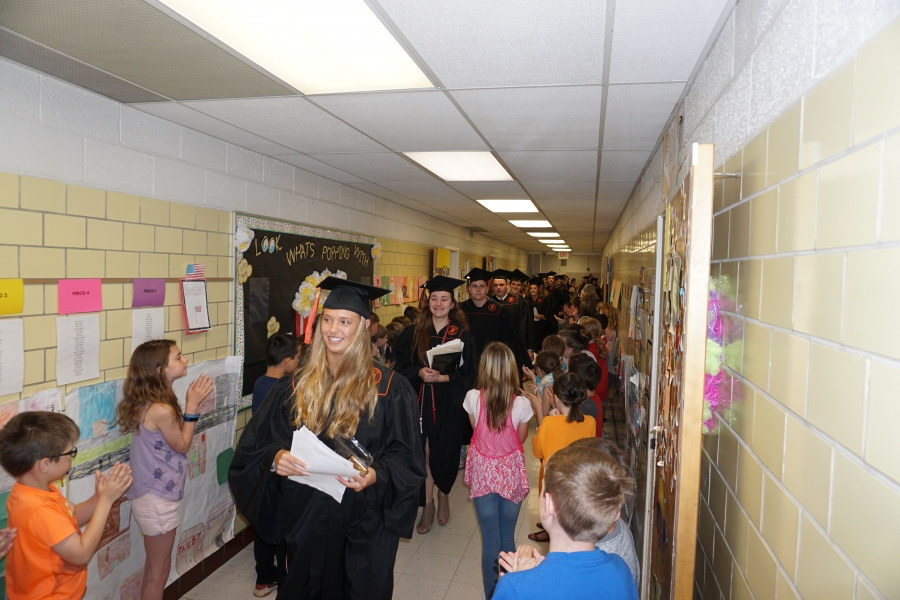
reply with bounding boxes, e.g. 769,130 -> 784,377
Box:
266,316 -> 280,338
236,258 -> 252,284
371,242 -> 382,261
291,269 -> 347,317
235,224 -> 255,252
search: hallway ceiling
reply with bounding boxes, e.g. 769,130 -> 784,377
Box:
0,0 -> 730,252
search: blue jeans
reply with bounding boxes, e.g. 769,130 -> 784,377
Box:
473,493 -> 522,599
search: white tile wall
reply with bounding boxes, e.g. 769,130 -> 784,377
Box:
0,56 -> 526,265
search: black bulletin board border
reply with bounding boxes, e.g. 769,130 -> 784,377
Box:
234,214 -> 377,408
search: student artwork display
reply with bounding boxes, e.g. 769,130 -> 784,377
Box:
234,215 -> 375,401
0,318 -> 24,396
0,278 -> 25,316
62,357 -> 242,598
702,276 -> 740,435
56,314 -> 101,385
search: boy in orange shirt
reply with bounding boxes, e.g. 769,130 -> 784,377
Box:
0,412 -> 132,600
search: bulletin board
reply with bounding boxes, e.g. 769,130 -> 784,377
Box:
646,144 -> 714,599
609,217 -> 662,597
234,215 -> 376,402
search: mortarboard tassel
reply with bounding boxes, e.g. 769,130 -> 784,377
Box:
304,290 -> 321,344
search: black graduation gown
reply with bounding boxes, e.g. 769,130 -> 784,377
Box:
524,295 -> 555,349
392,322 -> 477,497
493,293 -> 531,351
228,364 -> 425,600
460,298 -> 531,371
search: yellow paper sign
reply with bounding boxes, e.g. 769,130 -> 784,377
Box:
0,279 -> 24,315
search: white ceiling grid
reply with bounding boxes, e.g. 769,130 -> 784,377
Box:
55,0 -> 733,251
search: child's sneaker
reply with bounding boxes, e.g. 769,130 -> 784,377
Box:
253,583 -> 277,597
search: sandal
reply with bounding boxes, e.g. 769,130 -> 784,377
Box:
437,491 -> 450,525
416,502 -> 435,534
535,522 -> 543,530
527,530 -> 550,543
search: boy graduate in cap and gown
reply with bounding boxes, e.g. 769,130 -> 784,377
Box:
460,268 -> 530,371
229,277 -> 425,600
393,276 -> 478,532
492,269 -> 532,356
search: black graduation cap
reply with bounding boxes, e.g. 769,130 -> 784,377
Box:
511,269 -> 529,282
546,271 -> 558,276
528,276 -> 544,286
318,276 -> 389,317
422,276 -> 465,294
464,267 -> 493,283
491,269 -> 514,282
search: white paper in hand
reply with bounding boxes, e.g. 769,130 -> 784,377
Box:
289,427 -> 360,503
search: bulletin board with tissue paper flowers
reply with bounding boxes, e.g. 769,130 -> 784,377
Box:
234,215 -> 376,404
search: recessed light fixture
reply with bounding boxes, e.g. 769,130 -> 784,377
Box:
527,232 -> 560,238
156,0 -> 433,94
476,200 -> 538,213
404,152 -> 512,181
510,220 -> 552,228
542,240 -> 566,245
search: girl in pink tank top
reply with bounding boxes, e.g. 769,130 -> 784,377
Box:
463,343 -> 533,599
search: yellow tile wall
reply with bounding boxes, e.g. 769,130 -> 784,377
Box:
698,19 -> 900,600
0,173 -> 235,407
372,239 -> 432,322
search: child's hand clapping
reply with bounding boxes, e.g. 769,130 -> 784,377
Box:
96,462 -> 133,502
185,373 -> 214,413
499,544 -> 545,574
521,366 -> 537,384
0,527 -> 16,559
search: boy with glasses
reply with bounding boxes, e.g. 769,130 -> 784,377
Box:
0,411 -> 132,600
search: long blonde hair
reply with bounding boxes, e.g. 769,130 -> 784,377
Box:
476,342 -> 519,432
292,312 -> 377,438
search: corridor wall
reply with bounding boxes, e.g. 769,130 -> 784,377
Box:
606,5 -> 900,599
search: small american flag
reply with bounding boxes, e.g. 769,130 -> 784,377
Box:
194,305 -> 203,313
185,263 -> 205,280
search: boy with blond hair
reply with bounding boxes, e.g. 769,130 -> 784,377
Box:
495,444 -> 636,600
0,412 -> 132,600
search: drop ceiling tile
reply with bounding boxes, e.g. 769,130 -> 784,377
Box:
447,181 -> 530,199
603,83 -> 686,149
500,151 -> 598,181
599,151 -> 651,181
609,0 -> 728,83
378,0 -> 605,88
522,181 -> 597,201
451,86 -> 603,150
378,181 -> 471,202
310,91 -> 487,151
131,102 -> 295,155
309,152 -> 437,182
184,97 -> 387,154
598,181 -> 636,201
274,154 -> 365,184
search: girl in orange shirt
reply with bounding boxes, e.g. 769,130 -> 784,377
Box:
529,372 -> 596,542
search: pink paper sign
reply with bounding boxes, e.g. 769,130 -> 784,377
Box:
58,278 -> 103,314
132,278 -> 166,307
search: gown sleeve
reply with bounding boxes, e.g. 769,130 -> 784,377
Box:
370,372 -> 427,538
228,375 -> 295,545
498,306 -> 531,370
447,329 -> 478,407
392,326 -> 422,386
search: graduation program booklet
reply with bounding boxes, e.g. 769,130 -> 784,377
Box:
289,427 -> 360,503
426,339 -> 464,375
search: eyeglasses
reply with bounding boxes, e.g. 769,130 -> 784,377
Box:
51,447 -> 78,460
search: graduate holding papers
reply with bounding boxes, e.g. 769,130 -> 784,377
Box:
229,277 -> 425,600
394,276 -> 477,534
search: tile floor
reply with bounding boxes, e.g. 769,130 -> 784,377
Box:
180,414 -> 621,600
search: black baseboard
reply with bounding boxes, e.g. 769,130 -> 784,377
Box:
162,527 -> 255,600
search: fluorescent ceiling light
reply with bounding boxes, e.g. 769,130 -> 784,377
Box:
510,220 -> 552,228
542,240 -> 566,245
527,232 -> 560,238
156,0 -> 433,94
476,200 -> 538,213
404,152 -> 512,181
